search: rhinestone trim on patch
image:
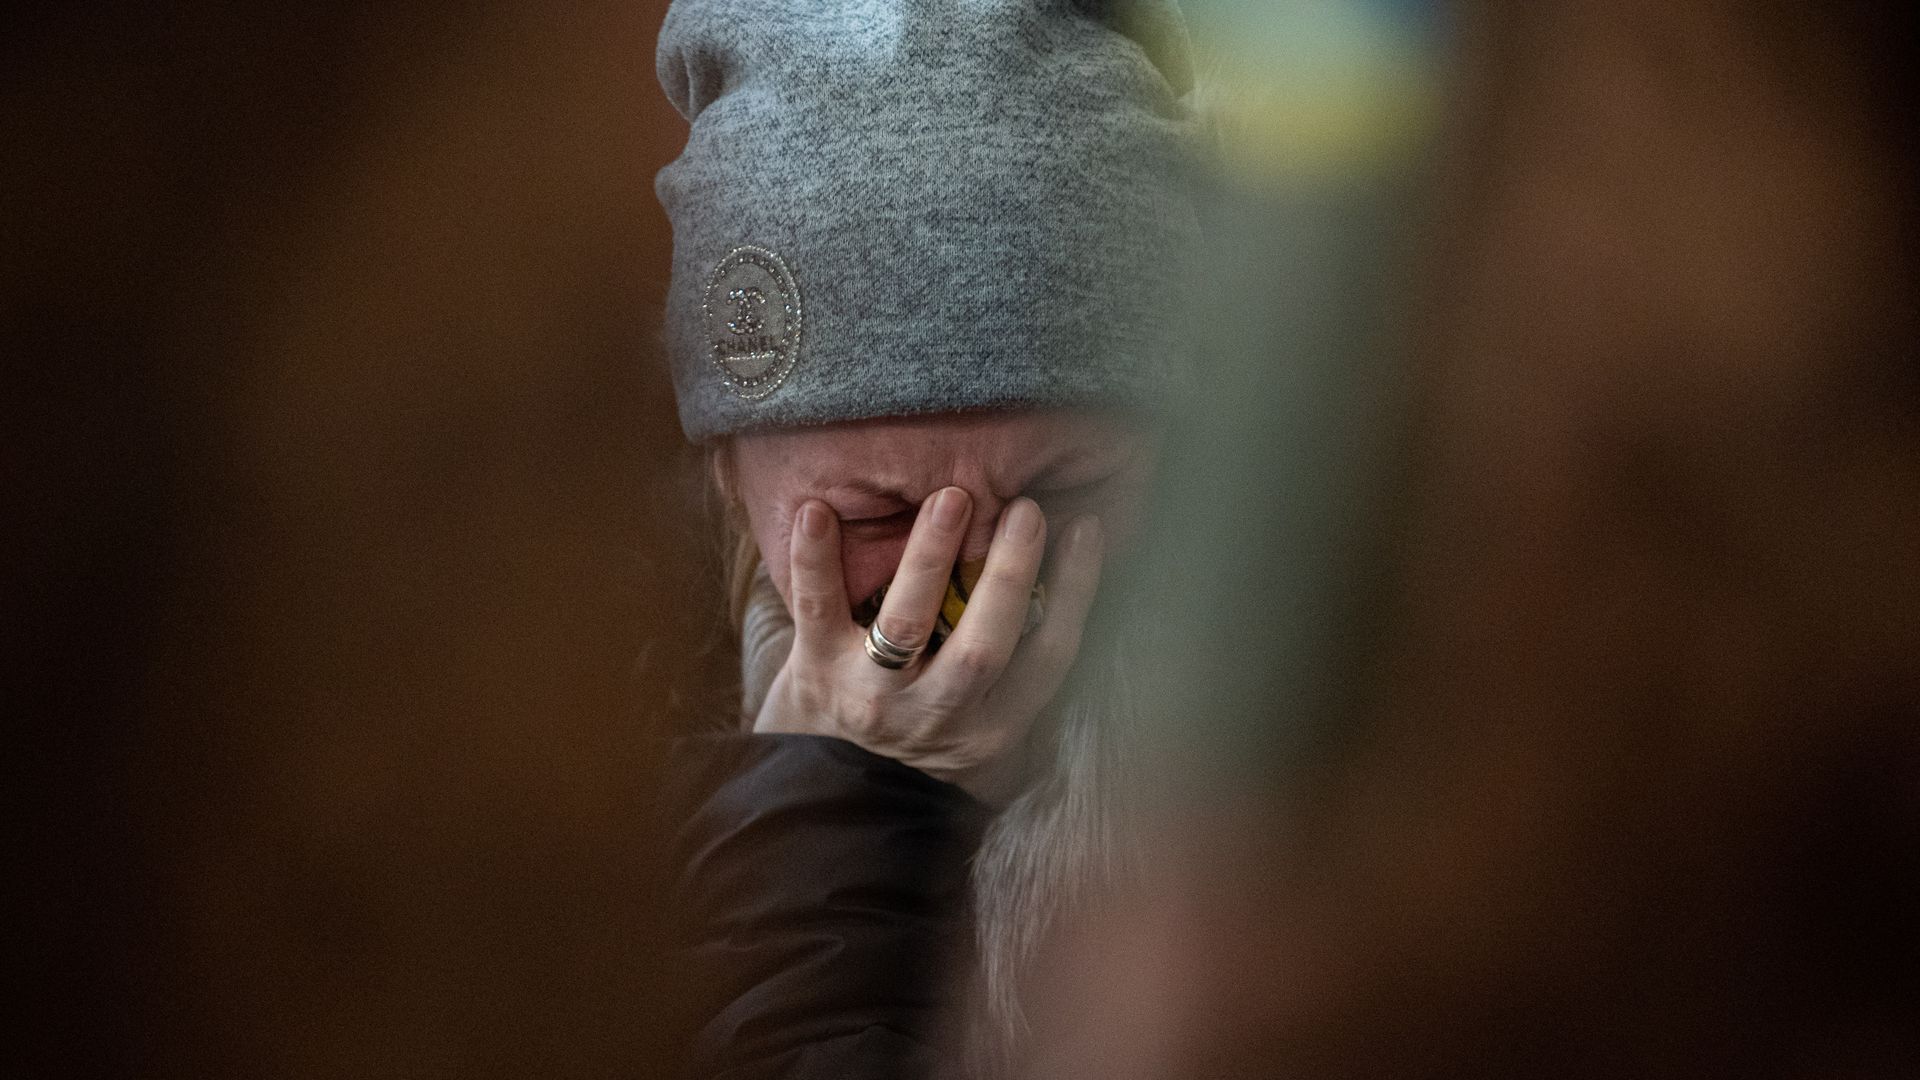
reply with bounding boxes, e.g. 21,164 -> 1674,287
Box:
701,245 -> 803,402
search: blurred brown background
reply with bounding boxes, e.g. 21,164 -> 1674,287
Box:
8,2 -> 725,1076
8,2 -> 1916,1079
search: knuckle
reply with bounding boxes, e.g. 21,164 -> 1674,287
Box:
943,643 -> 1002,684
925,691 -> 973,720
920,673 -> 975,714
790,589 -> 840,624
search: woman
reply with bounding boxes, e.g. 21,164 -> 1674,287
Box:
653,2 -> 1200,1076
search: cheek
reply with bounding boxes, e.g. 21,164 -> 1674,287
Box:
746,508 -> 795,599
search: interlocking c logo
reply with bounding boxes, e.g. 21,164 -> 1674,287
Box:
725,287 -> 767,336
703,246 -> 803,401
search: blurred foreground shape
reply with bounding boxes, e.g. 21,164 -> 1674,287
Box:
1031,2 -> 1919,1077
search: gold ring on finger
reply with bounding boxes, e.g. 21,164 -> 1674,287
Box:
864,621 -> 924,670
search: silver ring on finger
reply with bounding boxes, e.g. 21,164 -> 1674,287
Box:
864,620 -> 924,670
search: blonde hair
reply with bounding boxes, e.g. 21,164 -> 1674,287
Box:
705,438 -> 762,636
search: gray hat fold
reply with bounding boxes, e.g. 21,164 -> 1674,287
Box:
656,0 -> 1200,441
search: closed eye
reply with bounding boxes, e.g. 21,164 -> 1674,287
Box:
839,507 -> 918,538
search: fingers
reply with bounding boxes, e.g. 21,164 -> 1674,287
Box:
995,514 -> 1104,717
787,500 -> 854,661
927,498 -> 1047,698
871,487 -> 972,657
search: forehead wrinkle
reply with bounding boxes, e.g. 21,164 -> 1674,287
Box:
801,448 -> 940,502
793,458 -> 918,504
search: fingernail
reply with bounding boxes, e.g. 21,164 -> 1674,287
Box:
798,502 -> 828,539
931,487 -> 967,530
1000,498 -> 1042,542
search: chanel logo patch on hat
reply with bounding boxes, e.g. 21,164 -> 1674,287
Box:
702,245 -> 802,401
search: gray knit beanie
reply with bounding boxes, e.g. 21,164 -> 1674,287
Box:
655,0 -> 1200,442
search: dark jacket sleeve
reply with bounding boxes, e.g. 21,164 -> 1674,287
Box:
662,733 -> 988,1080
